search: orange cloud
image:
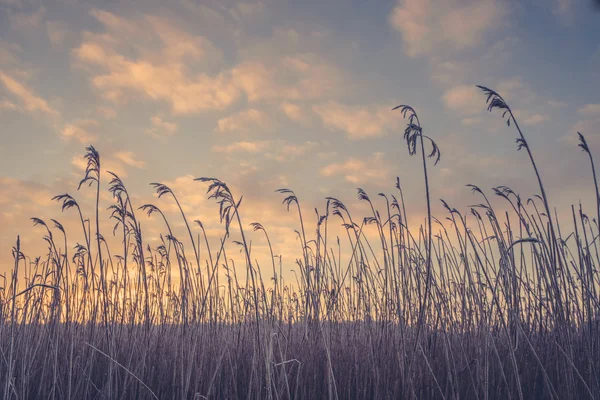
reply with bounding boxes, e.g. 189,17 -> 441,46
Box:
73,10 -> 238,114
442,85 -> 482,115
321,153 -> 391,185
389,0 -> 507,58
279,102 -> 307,123
211,140 -> 318,163
114,151 -> 146,169
61,119 -> 98,143
212,140 -> 271,154
313,102 -> 399,139
523,114 -> 549,126
578,104 -> 600,116
232,54 -> 342,102
0,72 -> 58,116
71,149 -> 144,178
146,116 -> 177,137
215,109 -> 273,133
74,11 -> 344,116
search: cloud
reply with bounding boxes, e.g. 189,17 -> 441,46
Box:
71,150 -> 144,178
553,0 -> 572,14
212,140 -> 271,154
6,5 -> 72,47
211,140 -> 317,161
74,10 -> 344,116
523,114 -> 549,126
0,177 -> 53,208
8,6 -> 47,31
231,54 -> 342,102
493,77 -> 539,107
431,61 -> 470,85
97,106 -> 117,119
442,85 -> 483,115
321,153 -> 391,185
475,77 -> 552,126
71,154 -> 127,178
272,141 -> 317,161
73,10 -> 237,114
230,2 -> 266,22
389,0 -> 507,58
0,98 -> 18,111
0,72 -> 57,116
562,117 -> 600,148
313,102 -> 399,139
88,9 -> 223,63
578,104 -> 600,117
552,0 -> 576,24
547,100 -> 568,108
0,39 -> 22,68
0,177 -> 62,267
46,20 -> 68,46
74,10 -> 346,116
61,119 -> 98,143
215,109 -> 273,133
279,102 -> 307,123
114,151 -> 146,169
461,117 -> 482,126
151,175 -> 213,216
146,116 -> 178,137
75,42 -> 238,113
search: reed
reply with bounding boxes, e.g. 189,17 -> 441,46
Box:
0,86 -> 598,399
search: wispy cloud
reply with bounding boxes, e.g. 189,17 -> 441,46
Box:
46,20 -> 69,46
114,151 -> 146,169
212,140 -> 271,154
0,99 -> 18,111
212,140 -> 318,162
215,109 -> 273,133
271,141 -> 317,161
71,150 -> 145,177
321,153 -> 390,185
523,114 -> 549,126
313,102 -> 398,139
0,72 -> 58,116
578,104 -> 600,116
389,0 -> 507,58
73,10 -> 344,116
60,119 -> 98,143
279,102 -> 308,123
73,10 -> 237,114
8,6 -> 47,31
232,54 -> 342,102
442,85 -> 483,115
0,177 -> 53,208
146,116 -> 178,137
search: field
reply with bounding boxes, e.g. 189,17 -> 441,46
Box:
1,87 -> 598,399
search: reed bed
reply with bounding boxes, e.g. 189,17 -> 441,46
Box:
0,86 -> 598,399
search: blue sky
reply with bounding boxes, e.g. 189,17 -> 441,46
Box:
0,0 -> 599,271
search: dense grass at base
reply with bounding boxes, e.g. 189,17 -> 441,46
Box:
1,321 -> 598,399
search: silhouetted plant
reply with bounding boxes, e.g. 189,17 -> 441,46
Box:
2,89 -> 600,400
393,104 -> 441,384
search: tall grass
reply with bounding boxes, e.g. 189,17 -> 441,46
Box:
0,86 -> 598,399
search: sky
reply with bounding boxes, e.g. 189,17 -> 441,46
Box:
0,0 -> 599,274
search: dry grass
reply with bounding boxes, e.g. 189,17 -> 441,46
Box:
1,86 -> 598,399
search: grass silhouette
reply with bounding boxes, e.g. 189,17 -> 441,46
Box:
0,86 -> 598,399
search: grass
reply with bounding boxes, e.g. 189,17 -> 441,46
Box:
1,86 -> 599,399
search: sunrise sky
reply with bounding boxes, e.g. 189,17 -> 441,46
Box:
1,0 -> 599,272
